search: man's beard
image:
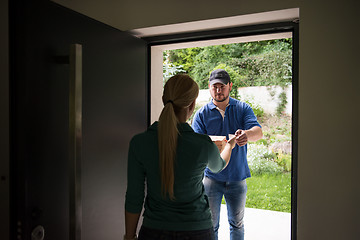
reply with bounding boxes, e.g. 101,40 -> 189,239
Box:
214,94 -> 229,102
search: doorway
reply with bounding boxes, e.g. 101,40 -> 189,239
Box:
148,24 -> 298,240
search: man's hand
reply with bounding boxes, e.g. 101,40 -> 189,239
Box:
235,129 -> 248,147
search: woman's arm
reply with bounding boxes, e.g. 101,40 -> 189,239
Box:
125,137 -> 145,239
220,135 -> 236,168
124,211 -> 140,239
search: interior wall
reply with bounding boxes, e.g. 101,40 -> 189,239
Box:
14,0 -> 360,239
296,2 -> 359,239
144,2 -> 360,238
0,0 -> 9,238
128,1 -> 360,239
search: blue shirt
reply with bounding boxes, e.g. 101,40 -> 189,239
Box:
192,97 -> 261,182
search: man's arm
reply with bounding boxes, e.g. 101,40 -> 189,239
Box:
235,126 -> 263,147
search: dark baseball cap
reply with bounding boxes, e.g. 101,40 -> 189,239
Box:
209,69 -> 230,85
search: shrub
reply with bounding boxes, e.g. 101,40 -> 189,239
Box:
163,59 -> 185,83
276,90 -> 288,116
240,97 -> 265,118
256,138 -> 268,146
275,152 -> 292,172
247,144 -> 282,175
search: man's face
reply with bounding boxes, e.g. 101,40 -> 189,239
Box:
209,82 -> 232,103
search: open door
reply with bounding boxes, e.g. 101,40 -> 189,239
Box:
10,1 -> 148,240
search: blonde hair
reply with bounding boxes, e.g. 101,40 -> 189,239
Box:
158,74 -> 199,200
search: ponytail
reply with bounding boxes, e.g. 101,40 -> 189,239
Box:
158,74 -> 199,200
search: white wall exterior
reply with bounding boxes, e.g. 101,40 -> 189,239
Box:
197,86 -> 292,115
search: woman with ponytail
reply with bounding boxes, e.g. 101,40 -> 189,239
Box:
124,74 -> 236,240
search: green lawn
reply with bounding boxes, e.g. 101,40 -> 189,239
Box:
222,173 -> 291,213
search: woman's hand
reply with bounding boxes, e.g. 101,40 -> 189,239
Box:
220,135 -> 237,168
227,135 -> 237,149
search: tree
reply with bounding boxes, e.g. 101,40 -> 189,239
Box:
166,39 -> 292,89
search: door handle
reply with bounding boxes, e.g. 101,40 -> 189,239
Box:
69,44 -> 82,240
31,225 -> 45,240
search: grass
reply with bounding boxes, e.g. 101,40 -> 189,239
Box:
246,173 -> 291,212
221,173 -> 291,213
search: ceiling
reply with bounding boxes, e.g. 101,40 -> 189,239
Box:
51,0 -> 299,38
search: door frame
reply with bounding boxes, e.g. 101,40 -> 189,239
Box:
144,20 -> 299,240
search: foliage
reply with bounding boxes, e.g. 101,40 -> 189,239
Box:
247,143 -> 282,175
237,49 -> 292,87
166,47 -> 201,74
276,89 -> 288,115
240,96 -> 265,118
166,39 -> 293,90
163,58 -> 186,83
274,152 -> 292,172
